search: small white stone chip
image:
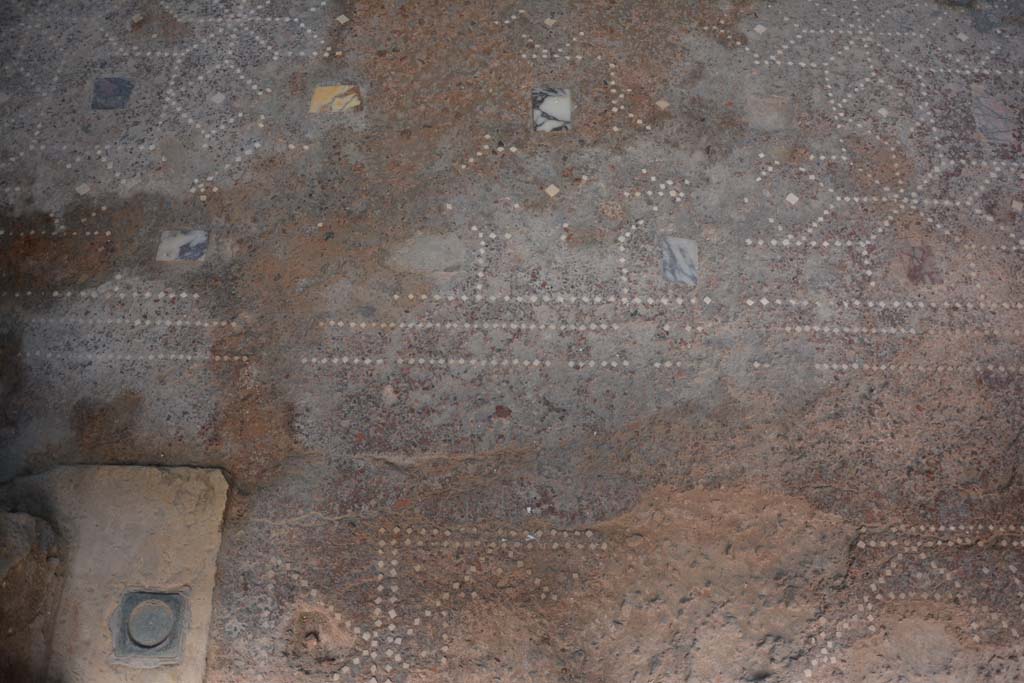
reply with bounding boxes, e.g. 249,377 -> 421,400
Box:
336,14 -> 350,25
1012,200 -> 1023,213
655,99 -> 670,111
786,193 -> 800,205
544,184 -> 560,198
544,17 -> 557,27
957,32 -> 968,42
75,183 -> 91,195
753,24 -> 767,34
877,107 -> 888,117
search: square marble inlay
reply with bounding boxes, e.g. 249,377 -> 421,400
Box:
91,77 -> 133,110
157,230 -> 208,262
309,85 -> 362,113
660,237 -> 698,286
532,87 -> 571,131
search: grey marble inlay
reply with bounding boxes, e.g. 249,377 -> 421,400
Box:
971,84 -> 1015,148
660,237 -> 698,285
91,77 -> 133,110
157,230 -> 209,262
532,87 -> 571,131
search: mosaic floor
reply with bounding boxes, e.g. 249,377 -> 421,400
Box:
1,0 -> 1023,681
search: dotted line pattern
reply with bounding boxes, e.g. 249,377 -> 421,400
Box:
782,325 -> 1024,338
747,237 -> 1024,255
802,519 -> 1023,681
360,525 -> 608,679
18,351 -> 250,362
321,320 -> 625,332
622,170 -> 688,213
458,134 -> 521,171
319,320 -> 711,336
391,292 -> 713,307
1,289 -> 201,301
603,61 -> 653,133
859,524 -> 1024,543
469,225 -> 511,293
519,30 -> 588,63
743,296 -> 1024,311
17,315 -> 238,328
0,230 -> 111,239
812,324 -> 1024,338
782,325 -> 918,336
493,9 -> 528,26
616,219 -> 644,293
814,362 -> 1024,375
300,356 -> 633,369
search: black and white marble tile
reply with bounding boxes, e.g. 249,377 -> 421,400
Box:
156,230 -> 209,262
532,87 -> 571,131
660,237 -> 698,285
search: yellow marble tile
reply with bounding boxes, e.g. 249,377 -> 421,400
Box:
309,85 -> 361,114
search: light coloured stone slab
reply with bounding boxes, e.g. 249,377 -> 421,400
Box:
8,466 -> 227,683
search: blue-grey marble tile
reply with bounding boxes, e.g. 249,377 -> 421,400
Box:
532,87 -> 571,131
971,84 -> 1014,148
91,77 -> 133,110
660,237 -> 698,285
